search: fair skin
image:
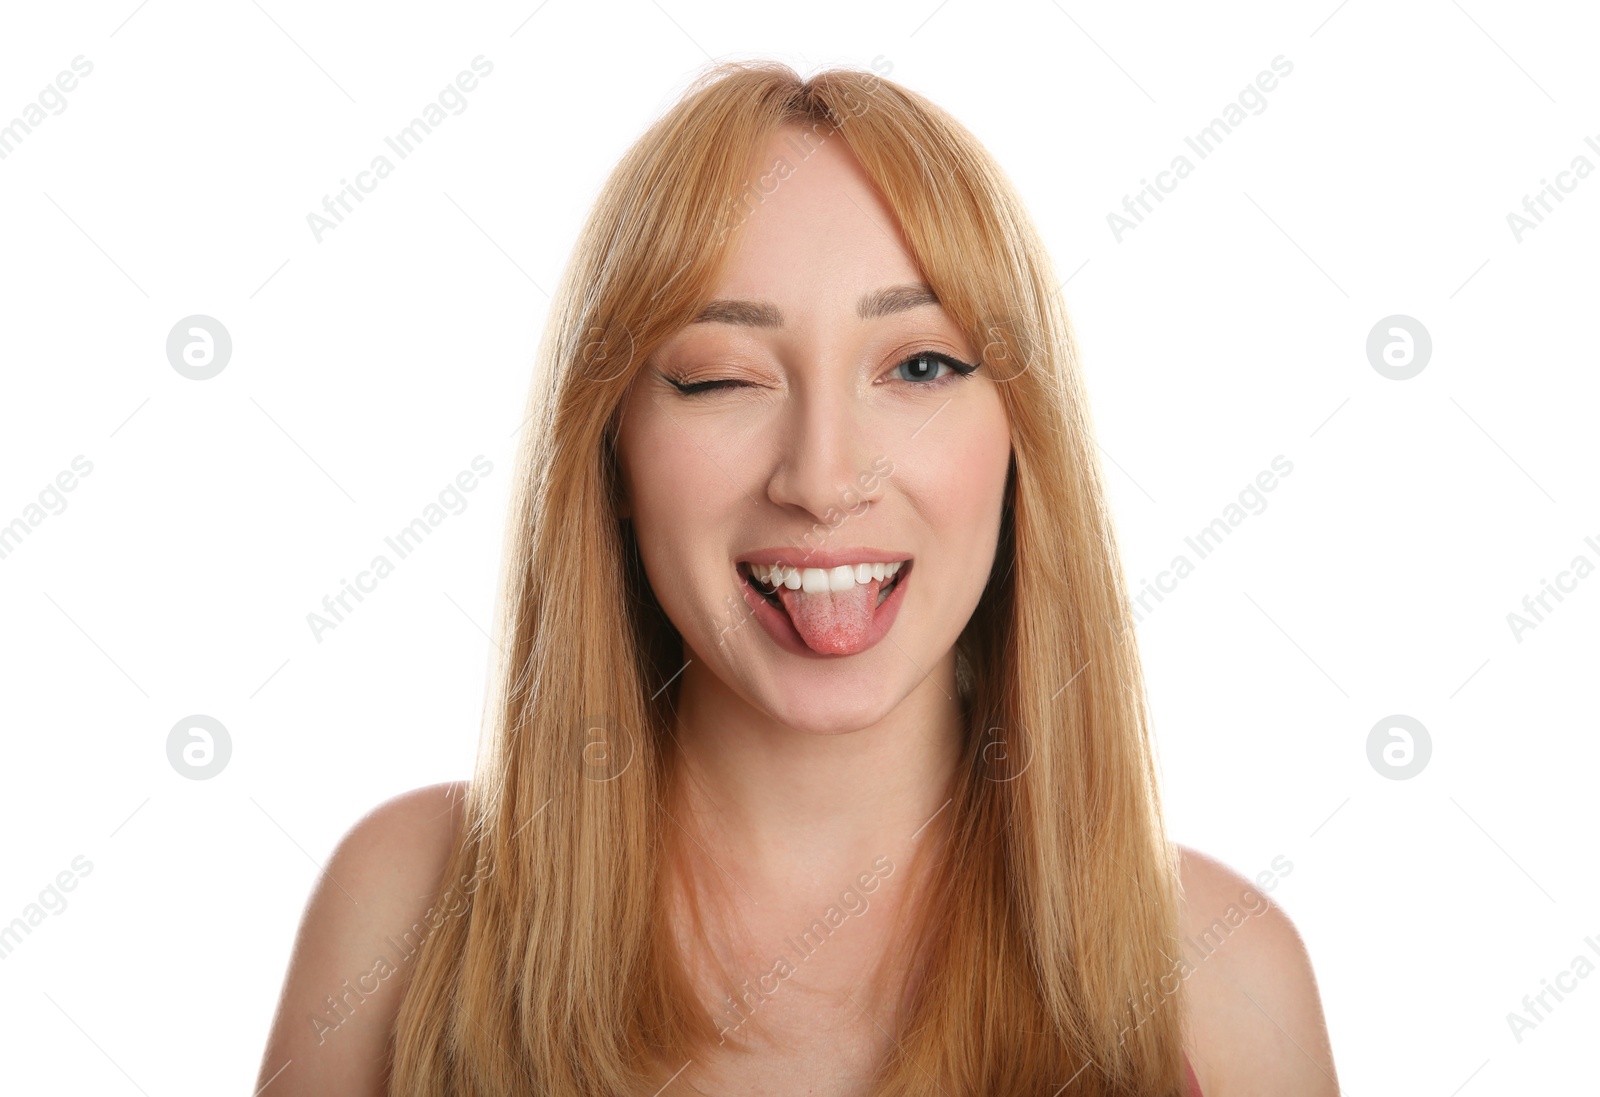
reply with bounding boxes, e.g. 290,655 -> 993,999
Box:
256,124 -> 1339,1095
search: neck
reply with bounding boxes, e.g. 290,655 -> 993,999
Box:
665,655 -> 966,907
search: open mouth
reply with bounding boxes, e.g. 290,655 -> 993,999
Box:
735,558 -> 912,656
739,559 -> 909,608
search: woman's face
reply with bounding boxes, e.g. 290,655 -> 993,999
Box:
614,123 -> 1012,734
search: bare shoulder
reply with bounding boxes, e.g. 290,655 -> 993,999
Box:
255,780 -> 471,1097
1175,844 -> 1338,1097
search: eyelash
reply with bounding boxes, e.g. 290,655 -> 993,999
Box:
665,350 -> 980,396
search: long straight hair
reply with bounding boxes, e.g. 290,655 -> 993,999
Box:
389,59 -> 1189,1096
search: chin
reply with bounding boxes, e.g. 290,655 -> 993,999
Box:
698,644 -> 913,735
755,683 -> 906,736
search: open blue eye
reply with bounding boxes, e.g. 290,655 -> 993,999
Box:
893,351 -> 980,385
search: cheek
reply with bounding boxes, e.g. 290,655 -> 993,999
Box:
632,430 -> 745,533
621,384 -> 761,504
622,397 -> 713,518
917,402 -> 1010,523
618,408 -> 743,627
904,403 -> 1010,604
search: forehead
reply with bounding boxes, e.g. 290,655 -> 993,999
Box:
708,124 -> 926,323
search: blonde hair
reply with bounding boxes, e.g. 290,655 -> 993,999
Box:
390,59 -> 1189,1096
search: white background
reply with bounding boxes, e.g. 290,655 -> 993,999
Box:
1,1 -> 1595,1093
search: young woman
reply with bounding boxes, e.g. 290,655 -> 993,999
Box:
257,61 -> 1338,1096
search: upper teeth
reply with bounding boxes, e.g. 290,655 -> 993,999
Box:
749,561 -> 903,593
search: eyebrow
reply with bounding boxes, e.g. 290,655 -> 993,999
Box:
690,283 -> 941,328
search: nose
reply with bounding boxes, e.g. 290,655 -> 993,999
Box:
764,372 -> 882,526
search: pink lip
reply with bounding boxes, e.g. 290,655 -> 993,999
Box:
736,546 -> 912,569
737,559 -> 911,658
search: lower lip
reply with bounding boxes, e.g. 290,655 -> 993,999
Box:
738,565 -> 911,658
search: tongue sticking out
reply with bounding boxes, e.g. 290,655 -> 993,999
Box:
775,577 -> 883,655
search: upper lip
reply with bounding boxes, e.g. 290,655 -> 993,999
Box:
736,547 -> 912,569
